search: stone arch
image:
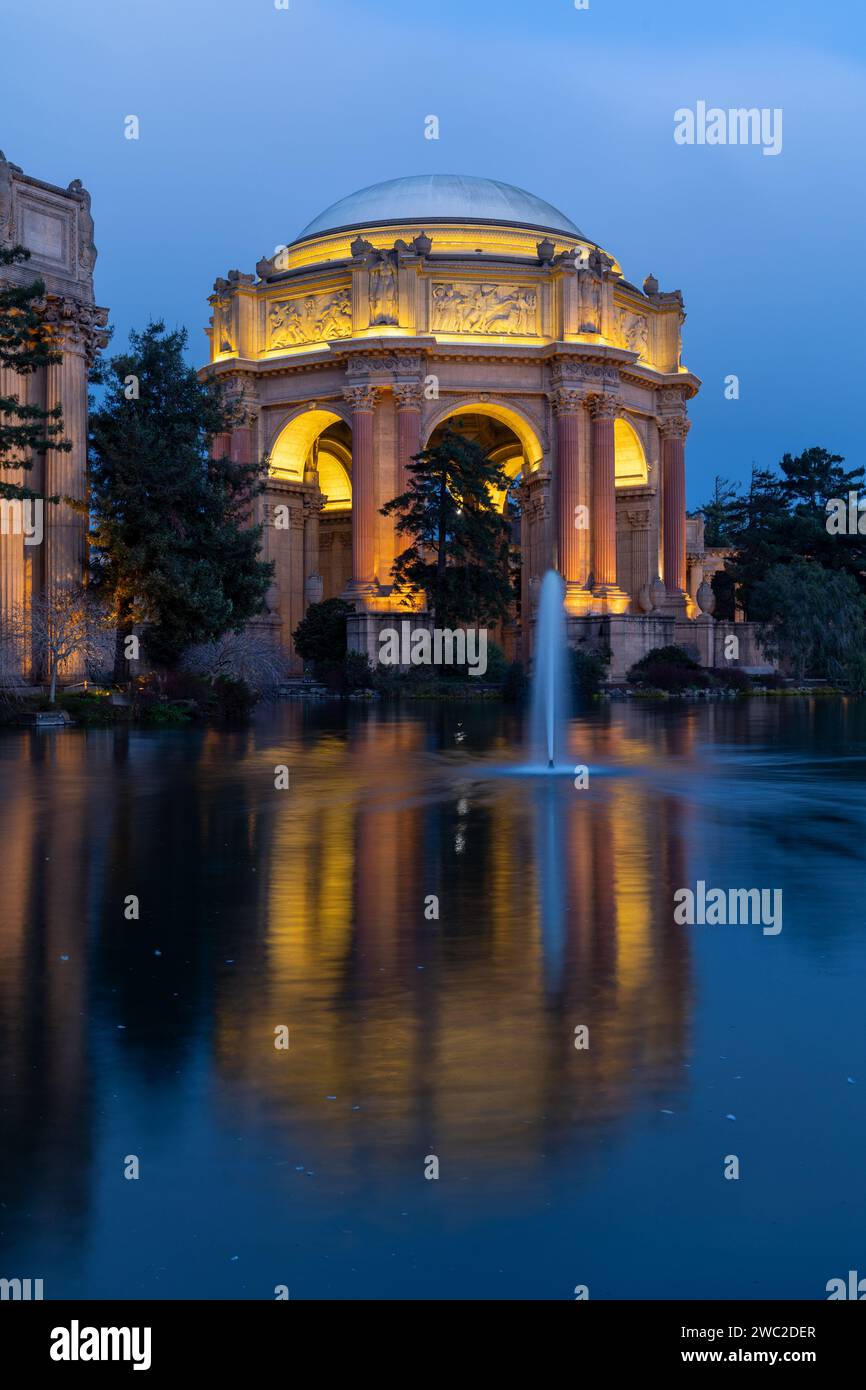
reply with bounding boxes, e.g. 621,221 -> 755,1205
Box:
423,397 -> 545,470
614,415 -> 648,487
267,404 -> 352,484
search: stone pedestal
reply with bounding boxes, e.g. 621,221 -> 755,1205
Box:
567,612 -> 675,681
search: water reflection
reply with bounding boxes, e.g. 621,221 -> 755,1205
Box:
1,698 -> 865,1297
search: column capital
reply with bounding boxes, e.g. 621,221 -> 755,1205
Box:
41,294 -> 110,365
587,391 -> 621,421
550,386 -> 587,417
657,413 -> 691,440
303,492 -> 327,519
343,384 -> 381,412
393,381 -> 425,412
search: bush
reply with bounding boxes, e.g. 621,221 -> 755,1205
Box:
181,632 -> 290,698
345,651 -> 376,690
715,667 -> 753,693
627,644 -> 710,691
140,701 -> 195,726
293,598 -> 351,665
502,660 -> 528,702
570,647 -> 609,701
212,675 -> 256,721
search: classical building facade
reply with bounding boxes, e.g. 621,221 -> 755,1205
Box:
202,174 -> 751,676
0,153 -> 109,676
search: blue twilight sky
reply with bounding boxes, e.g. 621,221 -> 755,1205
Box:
1,0 -> 864,507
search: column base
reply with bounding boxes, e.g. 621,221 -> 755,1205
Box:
562,580 -> 595,616
342,579 -> 381,610
589,583 -> 631,616
659,588 -> 689,620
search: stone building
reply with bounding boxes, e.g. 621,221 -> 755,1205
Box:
0,152 -> 109,676
202,174 -> 756,677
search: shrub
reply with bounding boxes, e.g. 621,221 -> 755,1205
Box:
293,598 -> 351,665
212,675 -> 256,722
570,646 -> 609,701
345,651 -> 376,690
181,632 -> 290,698
627,644 -> 710,691
502,660 -> 528,702
715,667 -> 753,693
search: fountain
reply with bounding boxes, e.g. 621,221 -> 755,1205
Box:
529,570 -> 570,771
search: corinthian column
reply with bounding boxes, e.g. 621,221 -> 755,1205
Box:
659,414 -> 690,596
551,386 -> 588,611
44,327 -> 88,596
0,365 -> 27,633
588,393 -> 630,612
344,384 -> 380,597
303,492 -> 325,607
393,382 -> 424,498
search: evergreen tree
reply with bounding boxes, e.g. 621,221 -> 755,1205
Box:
719,450 -> 866,617
89,321 -> 273,673
752,558 -> 866,686
381,429 -> 514,626
698,475 -> 740,546
723,466 -> 790,616
0,245 -> 70,501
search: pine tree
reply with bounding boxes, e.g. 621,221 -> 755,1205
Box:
88,321 -> 273,673
698,475 -> 740,546
381,428 -> 514,627
0,245 -> 70,501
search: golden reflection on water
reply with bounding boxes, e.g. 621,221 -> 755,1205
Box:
0,709 -> 703,1200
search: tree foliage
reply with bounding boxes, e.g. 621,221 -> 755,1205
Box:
292,597 -> 351,665
752,558 -> 866,686
381,429 -> 515,627
698,449 -> 866,618
88,321 -> 272,671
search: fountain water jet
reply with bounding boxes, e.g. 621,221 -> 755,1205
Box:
530,570 -> 570,771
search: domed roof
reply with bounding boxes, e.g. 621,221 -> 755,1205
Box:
294,174 -> 584,243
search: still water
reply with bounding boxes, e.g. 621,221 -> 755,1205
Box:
1,698 -> 864,1300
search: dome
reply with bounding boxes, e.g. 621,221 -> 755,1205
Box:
294,174 -> 584,244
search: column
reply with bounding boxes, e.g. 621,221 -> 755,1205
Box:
303,493 -> 325,607
230,425 -> 252,465
0,364 -> 26,678
660,416 -> 689,595
344,384 -> 380,597
45,338 -> 88,595
588,393 -> 629,611
393,382 -> 423,498
551,387 -> 586,608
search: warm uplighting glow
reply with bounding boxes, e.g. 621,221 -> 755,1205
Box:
614,417 -> 649,486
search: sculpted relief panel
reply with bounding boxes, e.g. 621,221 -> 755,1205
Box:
431,281 -> 538,336
268,288 -> 352,348
616,308 -> 649,359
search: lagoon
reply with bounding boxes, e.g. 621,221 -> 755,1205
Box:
0,697 -> 864,1299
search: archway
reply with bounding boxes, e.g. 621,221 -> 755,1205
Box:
422,403 -> 541,660
614,416 -> 648,487
268,408 -> 354,604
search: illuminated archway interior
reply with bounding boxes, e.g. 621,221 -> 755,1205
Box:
614,417 -> 648,486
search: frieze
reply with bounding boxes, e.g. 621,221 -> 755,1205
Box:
346,352 -> 424,379
431,281 -> 538,336
268,288 -> 352,348
551,360 -> 620,389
